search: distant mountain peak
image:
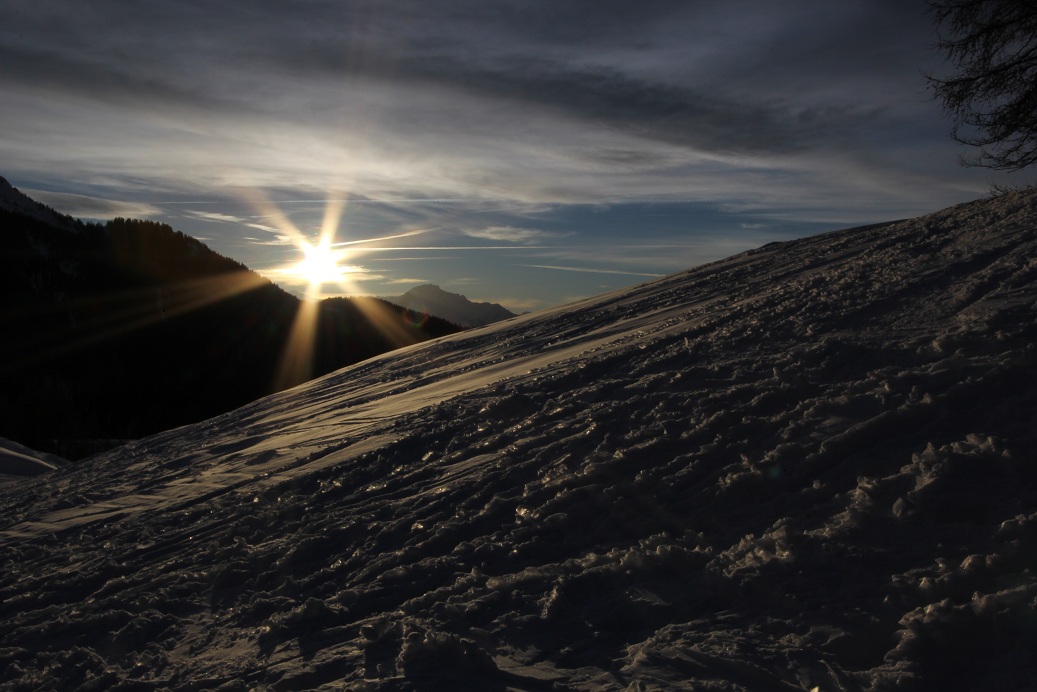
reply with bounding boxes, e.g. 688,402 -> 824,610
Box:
383,283 -> 517,328
408,283 -> 457,298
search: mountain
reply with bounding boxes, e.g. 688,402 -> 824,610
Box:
1,190 -> 1036,689
0,176 -> 80,232
382,283 -> 517,327
0,180 -> 460,458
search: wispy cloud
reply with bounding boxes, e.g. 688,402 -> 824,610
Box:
23,189 -> 161,219
383,276 -> 432,285
183,210 -> 285,236
186,211 -> 249,224
463,226 -> 562,245
0,1 -> 1018,308
521,264 -> 666,278
330,228 -> 433,247
496,297 -> 542,312
243,234 -> 297,246
350,246 -> 554,252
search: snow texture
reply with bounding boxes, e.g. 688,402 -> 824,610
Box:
0,438 -> 64,483
2,191 -> 1037,690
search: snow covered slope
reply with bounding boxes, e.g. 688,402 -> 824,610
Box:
2,191 -> 1036,690
0,438 -> 65,483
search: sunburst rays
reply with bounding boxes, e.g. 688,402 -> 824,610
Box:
246,190 -> 436,391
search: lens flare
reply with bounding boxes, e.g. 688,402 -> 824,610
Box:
403,306 -> 430,329
291,239 -> 352,293
240,188 -> 437,392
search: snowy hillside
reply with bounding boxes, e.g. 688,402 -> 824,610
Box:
0,438 -> 65,483
2,191 -> 1036,690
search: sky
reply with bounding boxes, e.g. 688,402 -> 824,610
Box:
1,0 -> 1028,311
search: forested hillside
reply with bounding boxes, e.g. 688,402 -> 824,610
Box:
0,208 -> 459,458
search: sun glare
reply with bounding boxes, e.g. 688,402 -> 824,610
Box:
243,188 -> 428,392
295,239 -> 349,288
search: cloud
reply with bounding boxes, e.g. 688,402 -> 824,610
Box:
22,189 -> 161,219
185,211 -> 251,224
383,276 -> 432,285
521,264 -> 666,278
408,55 -> 877,158
331,228 -> 434,247
463,226 -> 559,244
0,0 -> 980,224
0,0 -> 1020,308
242,234 -> 296,247
494,296 -> 542,312
182,211 -> 286,238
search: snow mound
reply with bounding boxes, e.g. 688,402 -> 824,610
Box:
0,437 -> 64,482
1,190 -> 1036,689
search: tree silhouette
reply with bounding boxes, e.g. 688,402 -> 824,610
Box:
927,0 -> 1037,171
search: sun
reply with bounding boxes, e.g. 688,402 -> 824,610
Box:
295,239 -> 348,287
243,189 -> 430,390
282,237 -> 361,299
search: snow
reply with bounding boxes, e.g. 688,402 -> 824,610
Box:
2,190 -> 1036,689
0,437 -> 65,483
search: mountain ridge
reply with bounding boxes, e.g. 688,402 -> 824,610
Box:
0,177 -> 82,233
